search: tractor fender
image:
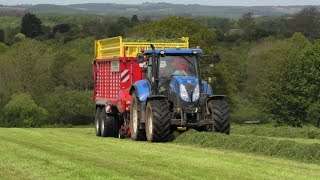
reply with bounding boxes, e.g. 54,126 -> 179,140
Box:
201,80 -> 213,95
206,95 -> 227,113
146,95 -> 167,103
207,95 -> 227,102
130,80 -> 151,102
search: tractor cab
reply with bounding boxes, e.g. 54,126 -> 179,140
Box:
141,49 -> 202,99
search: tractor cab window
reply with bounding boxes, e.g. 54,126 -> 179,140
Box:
159,55 -> 197,79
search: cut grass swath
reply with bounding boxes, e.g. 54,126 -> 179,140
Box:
174,130 -> 320,164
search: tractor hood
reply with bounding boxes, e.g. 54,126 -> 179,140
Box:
171,76 -> 198,85
170,76 -> 200,103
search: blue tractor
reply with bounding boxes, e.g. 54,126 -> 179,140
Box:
129,46 -> 230,142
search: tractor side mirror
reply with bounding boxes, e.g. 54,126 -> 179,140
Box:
136,53 -> 144,63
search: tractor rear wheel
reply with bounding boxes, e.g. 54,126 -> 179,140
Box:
145,99 -> 171,142
101,107 -> 119,137
95,107 -> 102,136
208,99 -> 231,134
129,92 -> 146,141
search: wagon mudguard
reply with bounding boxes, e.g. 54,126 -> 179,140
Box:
130,80 -> 151,102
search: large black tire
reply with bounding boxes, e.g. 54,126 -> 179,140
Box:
208,99 -> 231,134
145,99 -> 171,142
129,92 -> 146,141
95,107 -> 102,136
101,107 -> 119,137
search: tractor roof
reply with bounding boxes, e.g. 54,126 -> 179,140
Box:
143,48 -> 203,55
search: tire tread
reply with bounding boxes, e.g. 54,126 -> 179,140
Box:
208,99 -> 231,134
147,99 -> 171,142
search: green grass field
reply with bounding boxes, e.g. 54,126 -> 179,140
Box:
1,128 -> 320,179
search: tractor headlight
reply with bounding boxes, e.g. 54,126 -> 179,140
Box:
180,84 -> 190,101
192,84 -> 200,102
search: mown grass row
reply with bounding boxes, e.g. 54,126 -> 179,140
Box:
174,130 -> 320,164
4,128 -> 320,179
232,124 -> 320,139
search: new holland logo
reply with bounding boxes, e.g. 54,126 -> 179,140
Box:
120,69 -> 130,83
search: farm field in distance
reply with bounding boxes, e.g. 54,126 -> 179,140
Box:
1,127 -> 320,179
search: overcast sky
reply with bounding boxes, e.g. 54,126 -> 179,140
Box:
1,0 -> 320,6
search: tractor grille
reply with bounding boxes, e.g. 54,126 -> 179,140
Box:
185,83 -> 195,94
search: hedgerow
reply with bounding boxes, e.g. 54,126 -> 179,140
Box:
0,93 -> 48,127
232,124 -> 320,139
174,130 -> 320,164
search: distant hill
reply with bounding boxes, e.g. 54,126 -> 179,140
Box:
27,4 -> 86,14
1,3 -> 316,18
0,5 -> 26,16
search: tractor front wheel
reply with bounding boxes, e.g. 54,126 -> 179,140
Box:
208,99 -> 231,134
145,99 -> 171,142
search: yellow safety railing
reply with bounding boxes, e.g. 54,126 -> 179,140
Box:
95,36 -> 189,60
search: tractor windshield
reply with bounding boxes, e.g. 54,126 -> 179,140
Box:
159,55 -> 197,79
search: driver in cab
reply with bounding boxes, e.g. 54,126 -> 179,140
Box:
158,56 -> 189,92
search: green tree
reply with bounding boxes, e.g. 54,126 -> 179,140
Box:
199,17 -> 235,35
13,33 -> 26,43
50,52 -> 76,86
4,27 -> 20,45
211,63 -> 237,106
257,33 -> 311,126
107,17 -> 131,37
131,15 -> 140,26
132,16 -> 216,49
44,87 -> 94,125
299,41 -> 320,126
0,93 -> 48,127
81,21 -> 106,38
0,29 -> 4,43
0,42 -> 7,53
289,7 -> 320,39
21,13 -> 43,38
237,12 -> 256,40
50,37 -> 94,90
0,39 -> 53,103
307,102 -> 320,127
